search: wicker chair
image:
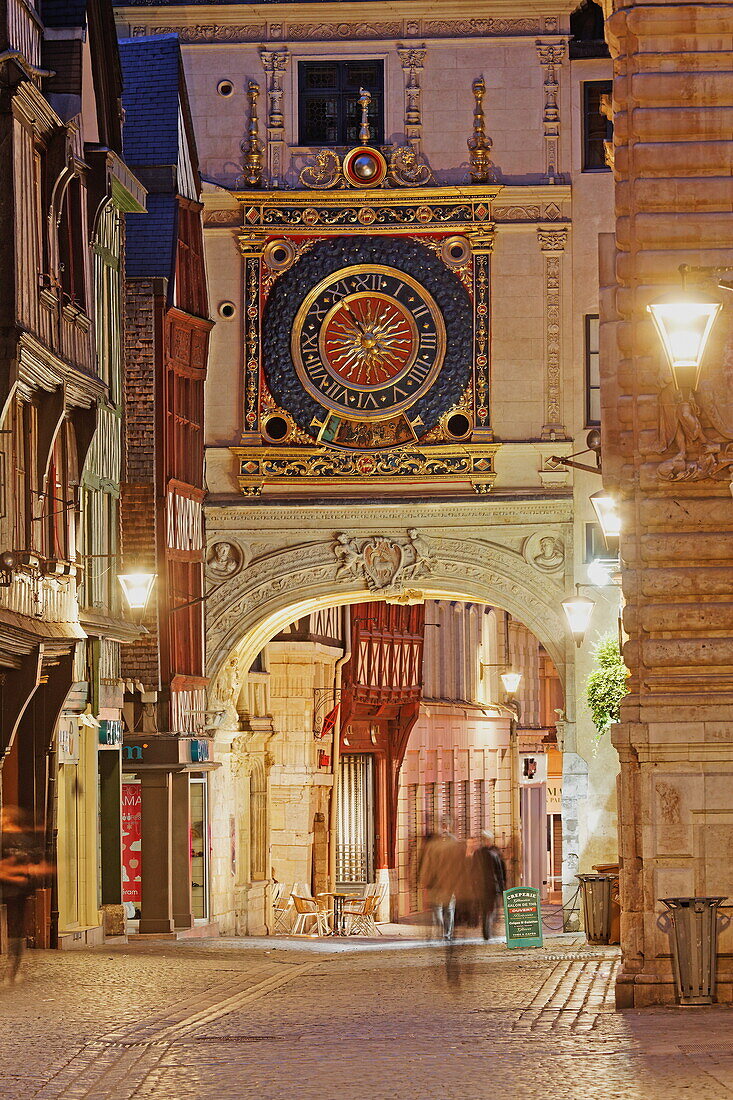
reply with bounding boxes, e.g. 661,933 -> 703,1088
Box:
344,893 -> 381,936
273,883 -> 293,934
291,895 -> 331,936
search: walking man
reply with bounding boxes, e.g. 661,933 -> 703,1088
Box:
419,817 -> 465,941
472,831 -> 507,940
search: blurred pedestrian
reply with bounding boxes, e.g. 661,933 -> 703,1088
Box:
0,805 -> 45,984
419,817 -> 465,941
472,831 -> 507,940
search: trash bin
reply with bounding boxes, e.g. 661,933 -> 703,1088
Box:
593,863 -> 620,945
576,873 -> 616,944
660,897 -> 727,1006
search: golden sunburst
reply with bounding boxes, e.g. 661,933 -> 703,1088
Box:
324,297 -> 415,386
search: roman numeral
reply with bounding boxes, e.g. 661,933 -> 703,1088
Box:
348,272 -> 382,292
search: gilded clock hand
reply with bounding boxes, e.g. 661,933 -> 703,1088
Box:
338,303 -> 366,333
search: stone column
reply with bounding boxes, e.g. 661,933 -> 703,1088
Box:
139,772 -> 174,934
171,772 -> 193,930
602,1 -> 733,1007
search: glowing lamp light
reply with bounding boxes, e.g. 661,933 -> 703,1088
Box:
590,490 -> 621,547
562,591 -> 595,647
587,557 -> 615,587
117,572 -> 156,612
500,670 -> 522,696
647,291 -> 721,391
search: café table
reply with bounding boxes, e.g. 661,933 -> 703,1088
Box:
316,892 -> 358,936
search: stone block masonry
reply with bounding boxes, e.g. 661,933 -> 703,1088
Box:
601,0 -> 733,1007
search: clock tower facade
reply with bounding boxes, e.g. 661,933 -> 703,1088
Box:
115,0 -> 619,942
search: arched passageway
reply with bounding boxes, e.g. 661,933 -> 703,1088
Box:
202,519 -> 578,935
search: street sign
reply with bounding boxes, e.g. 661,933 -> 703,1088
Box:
503,886 -> 543,948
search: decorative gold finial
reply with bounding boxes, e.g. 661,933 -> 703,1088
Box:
358,87 -> 372,145
241,80 -> 263,188
468,77 -> 495,184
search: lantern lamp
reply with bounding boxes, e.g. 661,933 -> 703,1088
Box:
647,289 -> 721,392
590,490 -> 621,549
117,572 -> 156,612
500,670 -> 522,696
562,589 -> 595,647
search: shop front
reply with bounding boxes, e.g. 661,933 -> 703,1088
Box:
121,736 -> 218,935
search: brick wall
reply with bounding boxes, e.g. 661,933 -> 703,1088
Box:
123,279 -> 156,484
121,278 -> 160,687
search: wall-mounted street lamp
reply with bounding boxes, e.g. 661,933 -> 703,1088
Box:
590,490 -> 621,553
480,662 -> 523,698
561,586 -> 595,647
587,557 -> 620,587
647,266 -> 723,392
647,263 -> 732,392
117,572 -> 156,613
0,551 -> 18,588
500,670 -> 523,696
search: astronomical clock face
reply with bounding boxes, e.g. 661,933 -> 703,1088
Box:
291,266 -> 446,422
262,236 -> 473,449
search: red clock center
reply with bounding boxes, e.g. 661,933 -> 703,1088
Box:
320,292 -> 418,389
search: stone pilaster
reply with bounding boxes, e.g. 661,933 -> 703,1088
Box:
236,232 -> 266,443
397,45 -> 427,151
469,229 -> 495,440
537,226 -> 568,440
535,41 -> 566,183
602,1 -> 733,1007
259,48 -> 289,186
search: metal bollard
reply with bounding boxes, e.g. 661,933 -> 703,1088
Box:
660,897 -> 727,1006
576,873 -> 616,945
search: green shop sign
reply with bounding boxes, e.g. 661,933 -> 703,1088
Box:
503,887 -> 543,949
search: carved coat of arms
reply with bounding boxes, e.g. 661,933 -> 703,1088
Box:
333,530 -> 435,593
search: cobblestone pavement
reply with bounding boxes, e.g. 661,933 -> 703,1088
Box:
1,935 -> 733,1099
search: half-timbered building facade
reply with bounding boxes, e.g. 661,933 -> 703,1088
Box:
118,33 -> 214,935
0,0 -> 145,950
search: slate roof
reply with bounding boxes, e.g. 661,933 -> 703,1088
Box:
119,35 -> 181,169
124,192 -> 178,280
119,36 -> 182,280
40,0 -> 88,27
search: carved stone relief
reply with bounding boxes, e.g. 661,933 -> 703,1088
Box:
206,540 -> 247,581
523,531 -> 565,573
333,530 -> 436,592
655,335 -> 733,485
130,19 -> 544,44
259,48 -> 289,186
203,524 -> 571,691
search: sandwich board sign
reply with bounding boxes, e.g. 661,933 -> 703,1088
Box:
503,886 -> 543,949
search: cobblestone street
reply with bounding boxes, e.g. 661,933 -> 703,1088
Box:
2,935 -> 733,1099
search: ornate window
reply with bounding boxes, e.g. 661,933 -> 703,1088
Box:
297,60 -> 384,146
582,81 -> 613,171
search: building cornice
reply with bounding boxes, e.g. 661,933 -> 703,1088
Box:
115,2 -> 575,41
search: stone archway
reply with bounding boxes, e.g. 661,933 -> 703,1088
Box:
202,498 -> 594,934
205,514 -> 573,700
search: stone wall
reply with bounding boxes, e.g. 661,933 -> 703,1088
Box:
602,0 -> 733,1006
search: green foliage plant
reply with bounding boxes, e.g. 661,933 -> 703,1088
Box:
586,632 -> 629,739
